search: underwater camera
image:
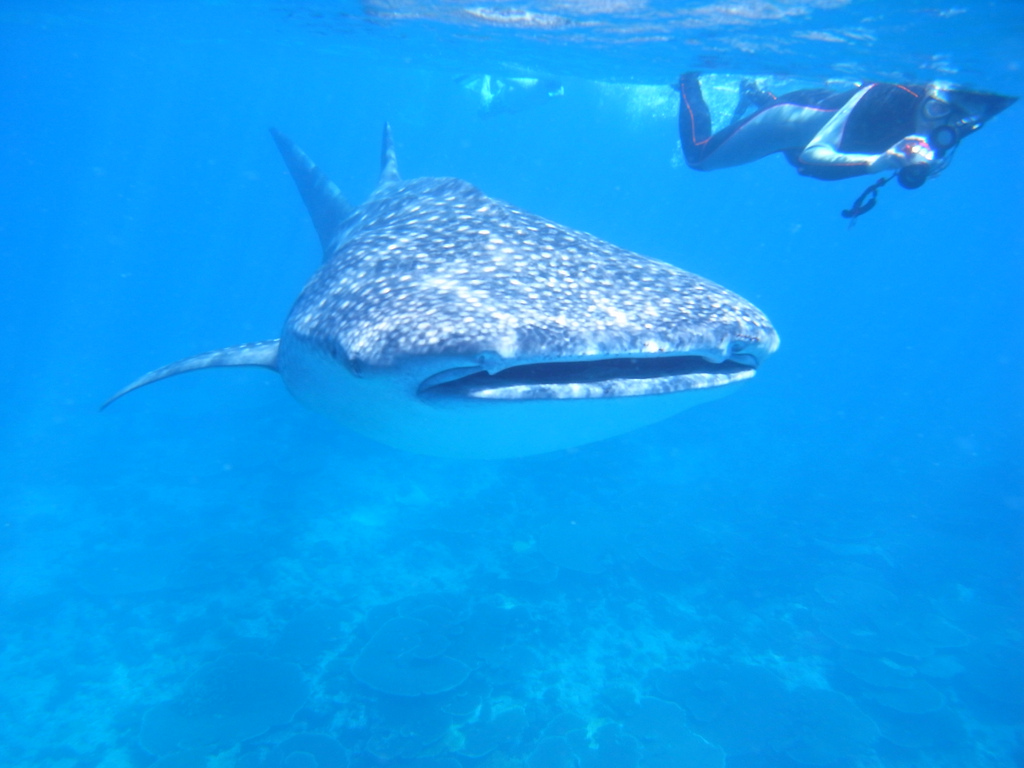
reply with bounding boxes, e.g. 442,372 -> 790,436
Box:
896,163 -> 930,190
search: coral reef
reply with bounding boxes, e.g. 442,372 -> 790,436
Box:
350,616 -> 472,697
139,654 -> 308,756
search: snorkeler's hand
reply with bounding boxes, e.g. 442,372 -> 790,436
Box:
869,136 -> 935,173
890,136 -> 936,165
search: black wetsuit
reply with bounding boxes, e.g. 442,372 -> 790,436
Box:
679,74 -> 927,180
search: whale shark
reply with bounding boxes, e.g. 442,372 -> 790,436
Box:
104,126 -> 779,458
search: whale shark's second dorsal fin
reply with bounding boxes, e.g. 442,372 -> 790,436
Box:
378,123 -> 400,188
270,128 -> 352,256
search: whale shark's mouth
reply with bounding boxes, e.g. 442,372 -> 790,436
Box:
418,355 -> 757,401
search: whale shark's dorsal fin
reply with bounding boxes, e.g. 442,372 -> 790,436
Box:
270,128 -> 352,255
101,340 -> 280,410
378,122 -> 400,188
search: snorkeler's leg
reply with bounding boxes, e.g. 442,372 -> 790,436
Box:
679,72 -> 713,168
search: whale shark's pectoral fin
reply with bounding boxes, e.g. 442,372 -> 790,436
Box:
101,339 -> 280,410
270,128 -> 352,256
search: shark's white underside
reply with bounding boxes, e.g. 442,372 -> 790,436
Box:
278,341 -> 748,458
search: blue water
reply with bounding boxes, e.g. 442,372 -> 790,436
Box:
2,2 -> 1023,767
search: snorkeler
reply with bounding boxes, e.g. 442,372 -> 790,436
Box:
678,72 -> 1016,219
458,74 -> 564,117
